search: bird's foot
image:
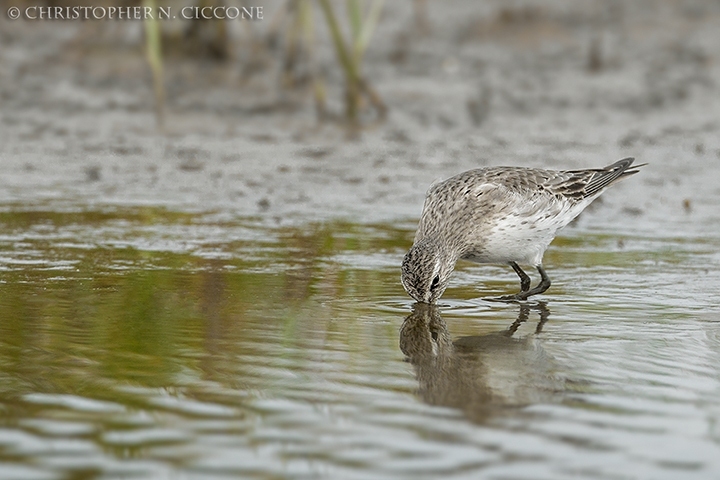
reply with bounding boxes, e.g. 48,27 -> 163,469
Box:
484,291 -> 542,303
484,294 -> 524,303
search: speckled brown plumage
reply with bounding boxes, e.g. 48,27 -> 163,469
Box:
401,158 -> 644,304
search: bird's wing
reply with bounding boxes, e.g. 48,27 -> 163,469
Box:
544,157 -> 640,200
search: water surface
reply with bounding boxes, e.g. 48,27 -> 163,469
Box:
1,205 -> 720,480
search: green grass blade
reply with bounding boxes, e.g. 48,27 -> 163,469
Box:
143,0 -> 165,129
355,0 -> 384,62
348,0 -> 362,44
318,0 -> 357,80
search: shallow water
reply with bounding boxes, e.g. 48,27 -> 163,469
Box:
4,0 -> 720,476
1,205 -> 720,480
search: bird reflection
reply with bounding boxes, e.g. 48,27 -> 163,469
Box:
399,302 -> 562,423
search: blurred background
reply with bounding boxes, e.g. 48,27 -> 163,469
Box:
1,0 -> 717,223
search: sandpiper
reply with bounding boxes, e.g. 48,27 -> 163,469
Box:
401,158 -> 644,304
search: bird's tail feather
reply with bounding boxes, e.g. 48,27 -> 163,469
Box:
585,157 -> 645,197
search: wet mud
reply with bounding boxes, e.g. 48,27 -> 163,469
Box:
1,0 -> 719,233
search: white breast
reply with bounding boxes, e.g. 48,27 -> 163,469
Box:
464,196 -> 592,266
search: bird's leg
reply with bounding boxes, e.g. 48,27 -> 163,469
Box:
514,265 -> 552,300
486,265 -> 551,303
510,262 -> 531,292
489,262 -> 531,302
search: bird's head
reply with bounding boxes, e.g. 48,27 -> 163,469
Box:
401,241 -> 456,304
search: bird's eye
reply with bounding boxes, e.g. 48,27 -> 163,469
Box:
430,275 -> 440,290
